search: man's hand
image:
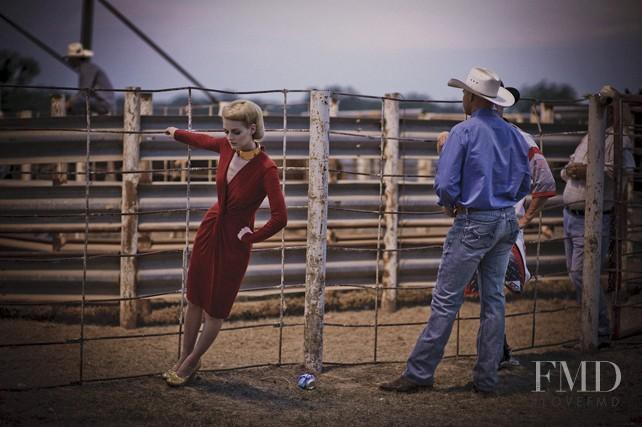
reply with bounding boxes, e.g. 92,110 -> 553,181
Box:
442,206 -> 456,218
437,131 -> 449,155
565,162 -> 587,180
237,226 -> 252,241
518,216 -> 529,229
165,127 -> 178,138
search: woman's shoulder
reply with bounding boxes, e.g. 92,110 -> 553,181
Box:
257,149 -> 277,170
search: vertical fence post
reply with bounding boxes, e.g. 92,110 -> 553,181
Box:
540,102 -> 554,124
51,95 -> 68,185
120,87 -> 141,329
356,98 -> 371,179
329,95 -> 340,183
582,93 -> 606,350
18,108 -> 33,181
417,158 -> 430,182
138,92 -> 153,317
50,95 -> 68,251
304,90 -> 330,373
139,93 -> 153,184
382,93 -> 400,312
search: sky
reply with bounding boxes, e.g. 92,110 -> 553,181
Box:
1,0 -> 641,103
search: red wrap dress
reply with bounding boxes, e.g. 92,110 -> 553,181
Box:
174,130 -> 287,319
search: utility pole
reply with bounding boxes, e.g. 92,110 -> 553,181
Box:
81,0 -> 94,49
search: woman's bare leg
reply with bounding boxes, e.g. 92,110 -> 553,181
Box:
172,300 -> 202,371
175,312 -> 223,377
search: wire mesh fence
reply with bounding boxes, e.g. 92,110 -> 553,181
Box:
0,84 -> 640,390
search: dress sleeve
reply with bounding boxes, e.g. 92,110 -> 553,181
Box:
242,166 -> 287,244
174,130 -> 225,153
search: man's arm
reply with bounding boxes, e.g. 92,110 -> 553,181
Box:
518,132 -> 557,228
434,128 -> 466,210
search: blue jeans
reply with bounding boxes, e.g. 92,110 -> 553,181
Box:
404,207 -> 519,391
563,208 -> 611,337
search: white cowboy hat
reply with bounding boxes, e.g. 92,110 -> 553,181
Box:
66,42 -> 94,58
448,66 -> 515,107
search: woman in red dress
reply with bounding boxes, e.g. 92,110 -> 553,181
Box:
163,100 -> 287,386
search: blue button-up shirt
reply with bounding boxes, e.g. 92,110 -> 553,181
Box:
435,108 -> 531,210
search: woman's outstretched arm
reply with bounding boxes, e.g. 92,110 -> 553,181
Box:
166,127 -> 225,153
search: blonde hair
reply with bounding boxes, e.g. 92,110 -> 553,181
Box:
221,99 -> 265,141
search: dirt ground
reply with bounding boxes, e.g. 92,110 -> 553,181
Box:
2,296 -> 642,426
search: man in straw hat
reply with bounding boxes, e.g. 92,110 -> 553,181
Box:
380,67 -> 530,395
65,42 -> 115,115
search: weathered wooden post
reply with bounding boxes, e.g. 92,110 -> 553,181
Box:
304,90 -> 330,372
51,94 -> 66,116
329,95 -> 340,184
540,102 -> 554,124
138,92 -> 153,317
50,95 -> 68,251
417,158 -> 431,182
17,109 -> 32,180
382,93 -> 400,312
120,87 -> 141,328
139,93 -> 153,184
356,98 -> 371,181
581,93 -> 607,350
51,95 -> 68,185
530,102 -> 554,124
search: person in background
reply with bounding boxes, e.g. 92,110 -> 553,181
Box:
561,85 -> 636,348
64,42 -> 115,115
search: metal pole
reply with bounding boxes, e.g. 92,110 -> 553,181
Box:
581,93 -> 607,351
382,93 -> 400,312
120,87 -> 141,328
81,0 -> 94,50
304,90 -> 330,373
96,0 -> 218,103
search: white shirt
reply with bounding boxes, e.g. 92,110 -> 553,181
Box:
561,127 -> 636,211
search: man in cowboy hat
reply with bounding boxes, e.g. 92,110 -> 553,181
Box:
65,42 -> 115,115
380,66 -> 530,394
444,85 -> 557,368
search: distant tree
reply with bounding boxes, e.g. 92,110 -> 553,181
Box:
513,79 -> 578,112
0,49 -> 40,85
0,50 -> 53,116
400,92 -> 461,113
